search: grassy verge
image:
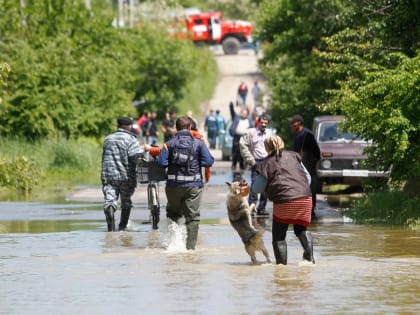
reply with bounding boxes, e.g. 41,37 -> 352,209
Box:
346,191 -> 420,231
0,137 -> 102,201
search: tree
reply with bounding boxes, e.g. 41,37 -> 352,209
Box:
255,0 -> 345,144
319,0 -> 420,185
0,0 -> 216,140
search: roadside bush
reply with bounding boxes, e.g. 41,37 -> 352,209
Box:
347,191 -> 420,231
0,155 -> 42,195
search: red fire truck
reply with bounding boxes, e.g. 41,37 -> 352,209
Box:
178,10 -> 254,55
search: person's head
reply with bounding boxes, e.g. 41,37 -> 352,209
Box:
264,135 -> 284,156
169,111 -> 176,119
187,117 -> 198,131
151,112 -> 157,119
258,113 -> 270,132
288,114 -> 304,133
216,109 -> 220,115
176,116 -> 192,131
209,109 -> 214,114
240,107 -> 249,119
117,117 -> 133,131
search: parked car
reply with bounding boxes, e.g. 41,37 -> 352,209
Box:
220,119 -> 276,161
313,115 -> 389,191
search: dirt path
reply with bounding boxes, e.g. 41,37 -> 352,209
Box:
196,47 -> 265,161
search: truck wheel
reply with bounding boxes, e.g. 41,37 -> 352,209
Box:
222,37 -> 241,55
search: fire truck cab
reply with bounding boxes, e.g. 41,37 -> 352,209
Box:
184,11 -> 253,55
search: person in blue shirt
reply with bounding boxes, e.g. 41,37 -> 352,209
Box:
157,116 -> 214,250
205,109 -> 219,149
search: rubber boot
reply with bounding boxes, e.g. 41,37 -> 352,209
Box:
298,231 -> 315,264
186,222 -> 199,250
272,240 -> 287,265
119,208 -> 131,231
104,206 -> 115,232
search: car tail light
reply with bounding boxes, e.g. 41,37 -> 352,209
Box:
322,152 -> 333,158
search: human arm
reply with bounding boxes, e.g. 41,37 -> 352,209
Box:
199,142 -> 214,167
229,101 -> 236,120
301,162 -> 312,186
239,131 -> 255,166
156,144 -> 169,167
204,167 -> 211,183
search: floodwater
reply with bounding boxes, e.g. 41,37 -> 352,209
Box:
1,180 -> 420,314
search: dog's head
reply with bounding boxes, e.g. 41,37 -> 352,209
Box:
226,179 -> 249,197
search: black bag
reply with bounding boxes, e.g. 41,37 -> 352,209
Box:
136,152 -> 166,183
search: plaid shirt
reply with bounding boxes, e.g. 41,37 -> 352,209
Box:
101,129 -> 142,184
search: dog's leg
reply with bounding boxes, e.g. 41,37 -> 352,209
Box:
250,254 -> 257,264
261,242 -> 271,263
248,203 -> 256,227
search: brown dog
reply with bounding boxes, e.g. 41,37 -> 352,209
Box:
226,180 -> 271,264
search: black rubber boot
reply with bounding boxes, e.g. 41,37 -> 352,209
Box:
119,208 -> 131,231
186,222 -> 199,250
104,206 -> 115,232
298,231 -> 315,264
272,240 -> 287,265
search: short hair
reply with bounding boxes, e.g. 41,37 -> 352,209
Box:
258,114 -> 271,122
176,116 -> 192,131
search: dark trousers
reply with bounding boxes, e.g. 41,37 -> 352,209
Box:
232,135 -> 245,169
207,130 -> 217,149
248,161 -> 267,211
272,221 -> 306,241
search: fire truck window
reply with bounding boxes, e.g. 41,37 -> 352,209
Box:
194,19 -> 203,25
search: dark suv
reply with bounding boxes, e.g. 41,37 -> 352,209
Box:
313,116 -> 389,190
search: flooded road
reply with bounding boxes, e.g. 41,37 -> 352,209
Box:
1,171 -> 419,314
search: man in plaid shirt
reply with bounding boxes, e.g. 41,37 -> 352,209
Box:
101,117 -> 143,232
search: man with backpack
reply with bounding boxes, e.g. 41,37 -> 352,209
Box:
157,116 -> 214,250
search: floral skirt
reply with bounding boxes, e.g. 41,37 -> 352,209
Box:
273,196 -> 312,228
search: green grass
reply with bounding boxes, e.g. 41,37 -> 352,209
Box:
0,137 -> 102,201
346,191 -> 420,231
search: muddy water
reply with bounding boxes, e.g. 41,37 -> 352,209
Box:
1,191 -> 420,314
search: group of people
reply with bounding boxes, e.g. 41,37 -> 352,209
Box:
204,109 -> 226,149
101,106 -> 320,265
101,115 -> 214,251
227,102 -> 320,265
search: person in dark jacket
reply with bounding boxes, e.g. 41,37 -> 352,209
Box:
252,135 -> 315,265
288,114 -> 320,219
101,117 -> 143,232
157,116 -> 214,250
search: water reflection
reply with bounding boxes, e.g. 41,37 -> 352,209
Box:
0,197 -> 420,314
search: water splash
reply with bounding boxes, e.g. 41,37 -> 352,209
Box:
160,218 -> 188,252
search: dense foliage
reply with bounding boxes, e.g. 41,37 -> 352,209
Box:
0,0 -> 216,141
256,0 -> 419,182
